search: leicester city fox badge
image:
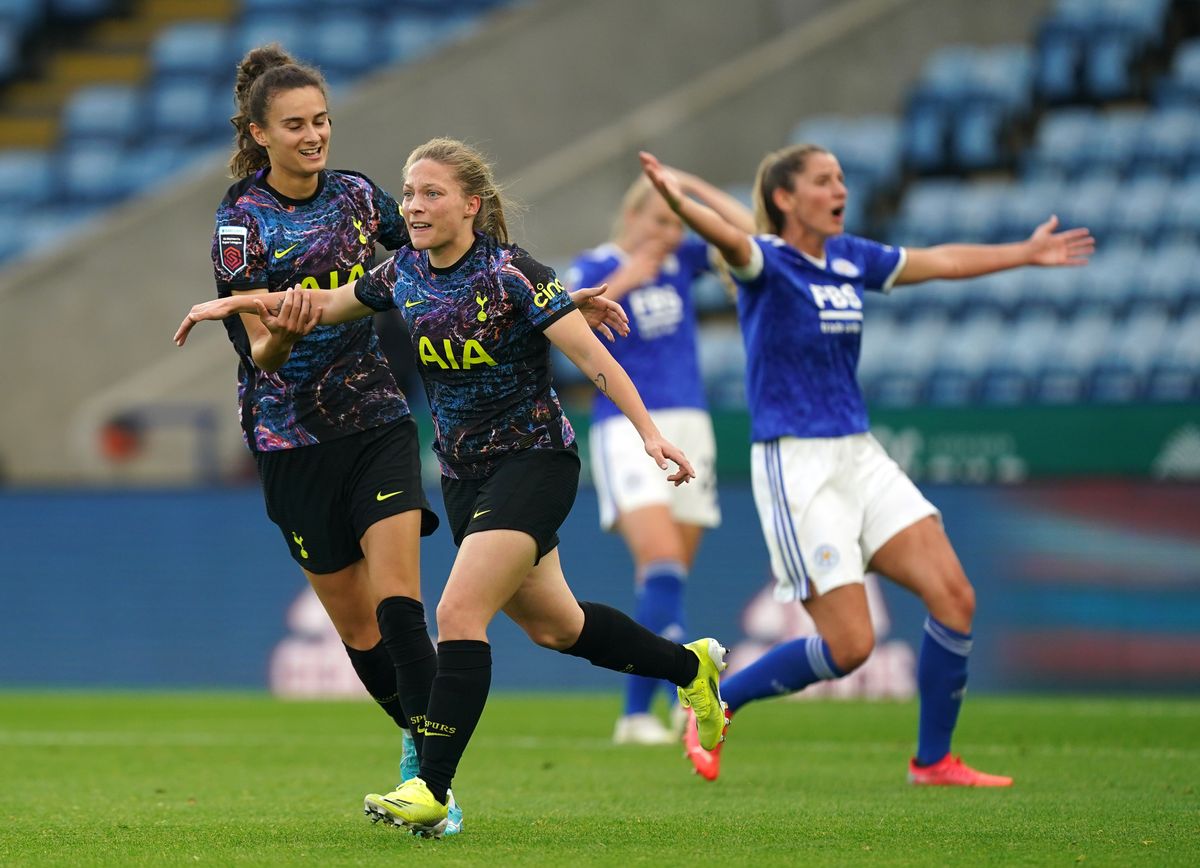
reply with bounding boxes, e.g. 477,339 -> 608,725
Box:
219,225 -> 249,277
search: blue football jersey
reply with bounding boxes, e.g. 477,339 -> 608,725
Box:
212,169 -> 410,451
566,236 -> 710,423
355,234 -> 577,478
732,233 -> 906,441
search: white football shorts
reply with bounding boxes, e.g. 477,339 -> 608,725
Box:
590,408 -> 720,531
750,432 -> 939,602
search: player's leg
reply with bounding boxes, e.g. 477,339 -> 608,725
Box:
612,506 -> 692,743
867,517 -> 1010,786
366,528 -> 537,833
858,433 -> 1010,786
256,433 -> 413,739
348,419 -> 441,761
500,548 -> 728,751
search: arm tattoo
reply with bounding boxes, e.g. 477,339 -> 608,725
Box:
592,371 -> 609,395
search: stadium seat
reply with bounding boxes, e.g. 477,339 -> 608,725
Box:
926,310 -> 1007,405
980,310 -> 1059,404
1091,307 -> 1172,402
1146,310 -> 1200,401
1154,39 -> 1200,106
867,311 -> 948,406
310,15 -> 380,78
1108,176 -> 1171,245
697,323 -> 747,408
60,84 -> 141,146
150,22 -> 229,80
0,149 -> 55,208
1036,309 -> 1113,403
1024,109 -> 1093,178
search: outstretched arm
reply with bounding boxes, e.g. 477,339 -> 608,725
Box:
640,151 -> 754,268
174,284 -> 372,355
544,310 -> 695,485
897,215 -> 1094,285
674,167 -> 756,234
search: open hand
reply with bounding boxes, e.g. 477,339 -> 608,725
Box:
1028,215 -> 1095,267
175,296 -> 240,346
570,283 -> 630,342
639,151 -> 685,213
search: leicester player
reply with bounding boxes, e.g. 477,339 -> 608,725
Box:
212,43 -> 459,830
566,174 -> 753,745
178,137 -> 730,838
639,146 -> 1093,786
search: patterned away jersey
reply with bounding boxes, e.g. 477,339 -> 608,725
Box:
733,233 -> 906,441
355,233 -> 577,478
566,236 -> 710,423
212,169 -> 411,451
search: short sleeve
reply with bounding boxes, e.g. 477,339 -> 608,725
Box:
212,207 -> 268,294
506,248 -> 576,331
355,255 -> 400,312
728,235 -> 769,288
846,235 -> 906,293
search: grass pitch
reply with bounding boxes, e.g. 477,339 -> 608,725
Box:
0,693 -> 1196,866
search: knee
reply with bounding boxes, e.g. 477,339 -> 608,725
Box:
334,618 -> 381,650
826,631 -> 875,675
435,598 -> 482,642
523,620 -> 580,651
929,574 -> 975,631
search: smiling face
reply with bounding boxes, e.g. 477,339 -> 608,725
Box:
249,85 -> 329,197
772,151 -> 848,250
402,158 -> 481,265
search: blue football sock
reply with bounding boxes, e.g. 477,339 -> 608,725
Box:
916,615 -> 972,766
624,560 -> 686,716
721,635 -> 843,713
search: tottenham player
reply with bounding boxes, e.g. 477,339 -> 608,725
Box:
639,146 -> 1093,787
178,138 -> 731,837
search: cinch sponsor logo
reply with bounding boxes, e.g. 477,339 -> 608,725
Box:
533,277 -> 566,308
417,336 -> 497,370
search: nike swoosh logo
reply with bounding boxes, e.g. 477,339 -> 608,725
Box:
405,299 -> 423,308
417,731 -> 453,737
273,243 -> 299,259
376,490 -> 404,501
472,508 -> 491,519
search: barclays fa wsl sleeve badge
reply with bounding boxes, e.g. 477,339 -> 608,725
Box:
219,225 -> 249,278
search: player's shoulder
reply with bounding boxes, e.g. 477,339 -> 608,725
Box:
326,168 -> 379,193
216,174 -> 262,216
501,242 -> 558,288
829,233 -> 900,268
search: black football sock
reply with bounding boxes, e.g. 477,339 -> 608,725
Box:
343,640 -> 408,731
559,601 -> 699,686
376,596 -> 437,759
418,640 -> 492,805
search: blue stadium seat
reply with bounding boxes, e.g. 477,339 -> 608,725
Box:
1036,309 -> 1113,403
1155,39 -> 1200,106
1087,110 -> 1144,177
0,0 -> 42,32
891,180 -> 959,247
58,143 -> 129,203
49,0 -> 116,21
1161,176 -> 1200,241
1058,176 -> 1119,243
867,311 -> 948,407
1140,242 -> 1196,310
230,17 -> 312,67
310,14 -> 380,77
1024,109 -> 1093,178
697,323 -> 747,408
151,22 -> 228,79
1080,243 -> 1144,314
926,310 -> 1006,405
0,149 -> 55,208
1083,32 -> 1141,101
0,21 -> 19,83
380,10 -> 481,64
1146,310 -> 1200,401
60,84 -> 141,145
1091,307 -> 1172,402
147,78 -> 225,142
1133,109 -> 1198,177
980,310 -> 1059,404
1109,176 -> 1170,244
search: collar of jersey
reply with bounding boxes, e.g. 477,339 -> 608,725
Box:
428,233 -> 484,275
256,168 -> 327,208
